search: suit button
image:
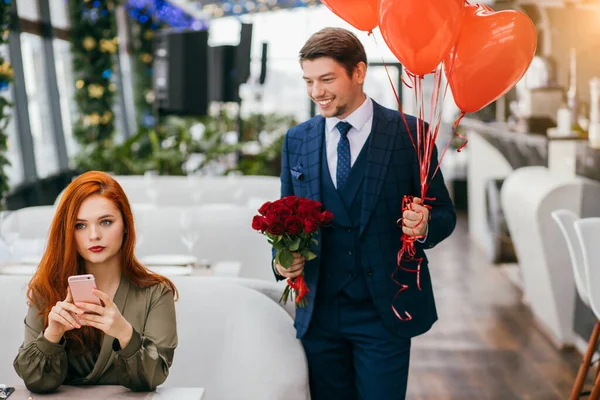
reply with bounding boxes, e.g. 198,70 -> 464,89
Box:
347,229 -> 352,233
327,272 -> 332,277
367,268 -> 374,276
348,250 -> 353,255
348,273 -> 355,278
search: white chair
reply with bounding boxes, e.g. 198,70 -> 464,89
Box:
165,278 -> 309,400
552,209 -> 598,399
551,210 -> 590,307
574,218 -> 600,400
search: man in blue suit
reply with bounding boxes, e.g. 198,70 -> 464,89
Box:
274,27 -> 456,400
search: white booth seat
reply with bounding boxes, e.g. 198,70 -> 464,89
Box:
133,205 -> 274,282
54,175 -> 281,208
0,203 -> 275,282
501,166 -> 600,348
0,206 -> 55,262
0,275 -> 31,385
1,205 -> 55,239
166,278 -> 308,399
0,276 -> 308,400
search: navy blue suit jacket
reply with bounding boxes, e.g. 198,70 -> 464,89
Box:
278,101 -> 456,339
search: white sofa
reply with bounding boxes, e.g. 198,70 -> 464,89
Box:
0,276 -> 308,400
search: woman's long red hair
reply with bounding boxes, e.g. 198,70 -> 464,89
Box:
27,171 -> 178,354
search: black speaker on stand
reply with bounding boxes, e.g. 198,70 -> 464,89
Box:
153,29 -> 210,116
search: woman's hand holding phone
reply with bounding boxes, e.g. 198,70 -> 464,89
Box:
44,288 -> 85,343
76,289 -> 133,349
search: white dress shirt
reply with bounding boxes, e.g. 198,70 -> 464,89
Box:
325,96 -> 373,188
324,96 -> 429,241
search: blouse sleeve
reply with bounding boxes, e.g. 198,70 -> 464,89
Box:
13,305 -> 69,393
112,284 -> 178,391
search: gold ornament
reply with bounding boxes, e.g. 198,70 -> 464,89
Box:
143,30 -> 155,40
87,84 -> 105,99
76,80 -> 85,89
84,113 -> 101,126
139,53 -> 153,64
100,39 -> 117,54
101,111 -> 113,124
109,83 -> 117,92
0,62 -> 13,78
83,37 -> 97,51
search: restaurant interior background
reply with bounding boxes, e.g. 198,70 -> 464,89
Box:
2,0 -> 600,397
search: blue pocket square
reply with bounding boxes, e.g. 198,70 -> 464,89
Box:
291,163 -> 304,181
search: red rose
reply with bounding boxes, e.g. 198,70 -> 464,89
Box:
301,199 -> 322,213
283,196 -> 297,209
278,207 -> 293,220
296,204 -> 314,219
265,207 -> 280,222
285,216 -> 304,235
304,219 -> 318,233
268,220 -> 285,235
252,215 -> 268,232
258,202 -> 272,216
320,211 -> 334,224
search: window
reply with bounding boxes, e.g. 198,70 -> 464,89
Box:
16,0 -> 39,21
49,0 -> 69,30
20,32 -> 59,177
53,38 -> 79,162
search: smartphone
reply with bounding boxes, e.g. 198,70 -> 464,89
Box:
68,274 -> 102,306
0,385 -> 15,399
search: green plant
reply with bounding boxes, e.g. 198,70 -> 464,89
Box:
0,0 -> 13,207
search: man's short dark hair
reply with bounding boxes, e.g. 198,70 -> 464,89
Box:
299,27 -> 367,77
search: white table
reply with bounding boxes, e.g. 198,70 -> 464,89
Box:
9,385 -> 204,399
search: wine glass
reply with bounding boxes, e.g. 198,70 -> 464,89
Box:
179,211 -> 199,255
0,211 -> 19,260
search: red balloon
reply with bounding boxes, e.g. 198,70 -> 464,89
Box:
321,0 -> 380,33
380,0 -> 465,76
444,4 -> 537,113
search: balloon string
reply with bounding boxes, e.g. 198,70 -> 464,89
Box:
370,33 -> 417,154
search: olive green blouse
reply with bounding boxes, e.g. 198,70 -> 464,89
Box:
13,275 -> 178,394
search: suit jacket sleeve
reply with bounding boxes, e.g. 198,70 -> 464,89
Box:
272,131 -> 294,281
412,127 -> 457,249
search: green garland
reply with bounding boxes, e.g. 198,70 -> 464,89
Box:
0,0 -> 13,206
128,8 -> 158,131
68,0 -> 119,171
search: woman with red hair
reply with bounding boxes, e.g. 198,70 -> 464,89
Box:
13,171 -> 178,393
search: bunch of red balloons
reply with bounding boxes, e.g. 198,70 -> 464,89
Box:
321,0 -> 537,113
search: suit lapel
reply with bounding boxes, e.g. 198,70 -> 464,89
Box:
304,117 -> 325,203
360,102 -> 397,235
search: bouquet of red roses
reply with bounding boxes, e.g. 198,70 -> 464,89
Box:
252,196 -> 333,307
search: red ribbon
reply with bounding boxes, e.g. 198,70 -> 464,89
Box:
370,34 -> 468,322
287,275 -> 309,305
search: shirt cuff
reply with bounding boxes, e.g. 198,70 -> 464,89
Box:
37,331 -> 66,356
113,328 -> 142,358
416,225 -> 428,243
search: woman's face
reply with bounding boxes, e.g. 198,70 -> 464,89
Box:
74,195 -> 125,266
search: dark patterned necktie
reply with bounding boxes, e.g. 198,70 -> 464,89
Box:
336,121 -> 353,189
